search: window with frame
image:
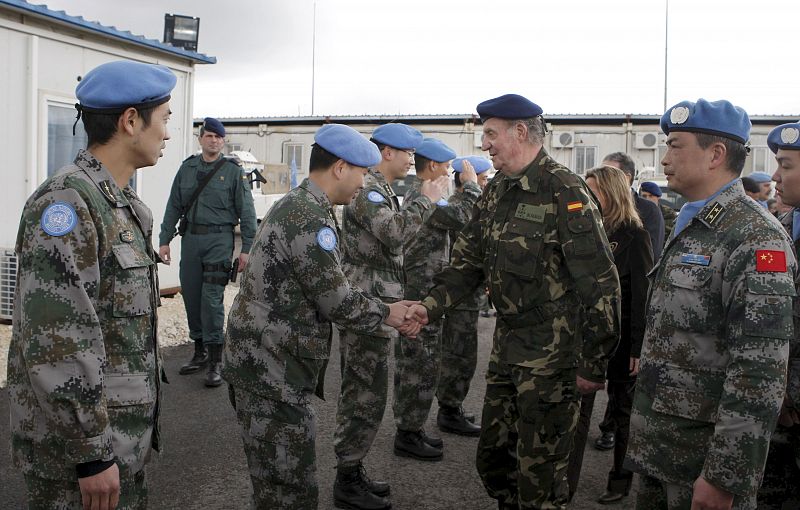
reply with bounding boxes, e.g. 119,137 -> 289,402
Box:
283,143 -> 303,169
573,146 -> 597,175
749,146 -> 773,174
48,103 -> 88,178
47,102 -> 137,190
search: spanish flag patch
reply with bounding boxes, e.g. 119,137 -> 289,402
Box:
567,201 -> 583,212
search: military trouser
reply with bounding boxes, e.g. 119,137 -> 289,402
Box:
335,330 -> 391,468
477,358 -> 579,509
393,319 -> 441,431
567,379 -> 635,498
757,424 -> 800,509
231,386 -> 317,510
436,309 -> 480,408
180,229 -> 233,345
636,474 -> 756,509
24,469 -> 147,510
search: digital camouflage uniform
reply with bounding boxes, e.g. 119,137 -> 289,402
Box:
420,149 -> 621,509
660,202 -> 677,239
334,168 -> 433,468
756,209 -> 800,510
437,228 -> 485,410
159,154 -> 257,346
8,150 -> 162,508
396,176 -> 481,431
223,178 -> 389,509
626,181 -> 797,510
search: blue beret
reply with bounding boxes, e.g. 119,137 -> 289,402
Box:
476,93 -> 543,120
415,138 -> 456,163
202,117 -> 225,137
452,156 -> 492,174
76,60 -> 176,112
660,99 -> 750,144
747,172 -> 772,183
315,124 -> 381,168
371,123 -> 424,150
639,181 -> 662,197
767,122 -> 800,154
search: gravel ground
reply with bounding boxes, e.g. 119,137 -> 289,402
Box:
0,285 -> 240,388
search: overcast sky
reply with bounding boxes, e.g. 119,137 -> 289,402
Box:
41,0 -> 799,118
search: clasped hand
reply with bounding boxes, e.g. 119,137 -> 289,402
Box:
385,301 -> 430,338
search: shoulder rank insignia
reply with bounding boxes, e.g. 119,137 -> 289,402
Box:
367,191 -> 385,203
99,180 -> 117,203
703,202 -> 725,225
681,253 -> 711,266
41,202 -> 78,237
120,230 -> 135,243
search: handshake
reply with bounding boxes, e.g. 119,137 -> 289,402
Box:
384,301 -> 432,338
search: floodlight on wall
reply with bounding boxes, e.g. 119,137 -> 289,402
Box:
163,14 -> 200,52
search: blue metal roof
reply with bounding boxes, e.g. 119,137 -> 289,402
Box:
1,0 -> 216,64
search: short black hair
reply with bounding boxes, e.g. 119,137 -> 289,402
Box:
309,143 -> 341,172
694,133 -> 748,175
414,154 -> 432,173
83,105 -> 157,148
453,171 -> 462,188
603,152 -> 636,177
740,176 -> 761,194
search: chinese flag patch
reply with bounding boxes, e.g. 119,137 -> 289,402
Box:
567,201 -> 583,212
756,250 -> 787,272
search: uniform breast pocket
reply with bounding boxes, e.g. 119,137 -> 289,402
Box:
664,266 -> 714,329
204,178 -> 233,209
112,244 -> 154,317
499,218 -> 544,279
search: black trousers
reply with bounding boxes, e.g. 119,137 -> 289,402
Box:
566,379 -> 635,498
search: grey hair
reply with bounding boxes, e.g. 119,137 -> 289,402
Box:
507,117 -> 545,145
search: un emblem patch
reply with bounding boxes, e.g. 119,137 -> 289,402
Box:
367,191 -> 385,203
317,227 -> 337,251
40,202 -> 78,236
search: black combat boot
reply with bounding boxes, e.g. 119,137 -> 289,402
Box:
597,470 -> 633,504
178,340 -> 208,375
420,429 -> 443,449
594,431 -> 615,451
333,464 -> 392,510
393,429 -> 443,461
204,343 -> 223,387
437,405 -> 481,437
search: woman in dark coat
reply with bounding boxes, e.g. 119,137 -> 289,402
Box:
567,165 -> 654,504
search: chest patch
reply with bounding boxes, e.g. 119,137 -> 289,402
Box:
120,230 -> 135,243
317,227 -> 337,251
680,253 -> 711,266
41,202 -> 78,237
367,191 -> 385,203
515,203 -> 545,223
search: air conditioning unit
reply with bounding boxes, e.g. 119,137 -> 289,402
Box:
1,249 -> 18,320
635,132 -> 659,149
551,131 -> 574,148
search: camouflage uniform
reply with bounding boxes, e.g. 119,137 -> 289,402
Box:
334,168 -> 432,468
437,217 -> 486,410
223,178 -> 389,509
660,203 -> 677,240
396,176 -> 481,431
8,149 -> 162,508
420,149 -> 621,509
756,209 -> 800,510
626,181 -> 797,509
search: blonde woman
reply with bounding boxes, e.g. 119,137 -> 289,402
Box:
567,165 -> 654,504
